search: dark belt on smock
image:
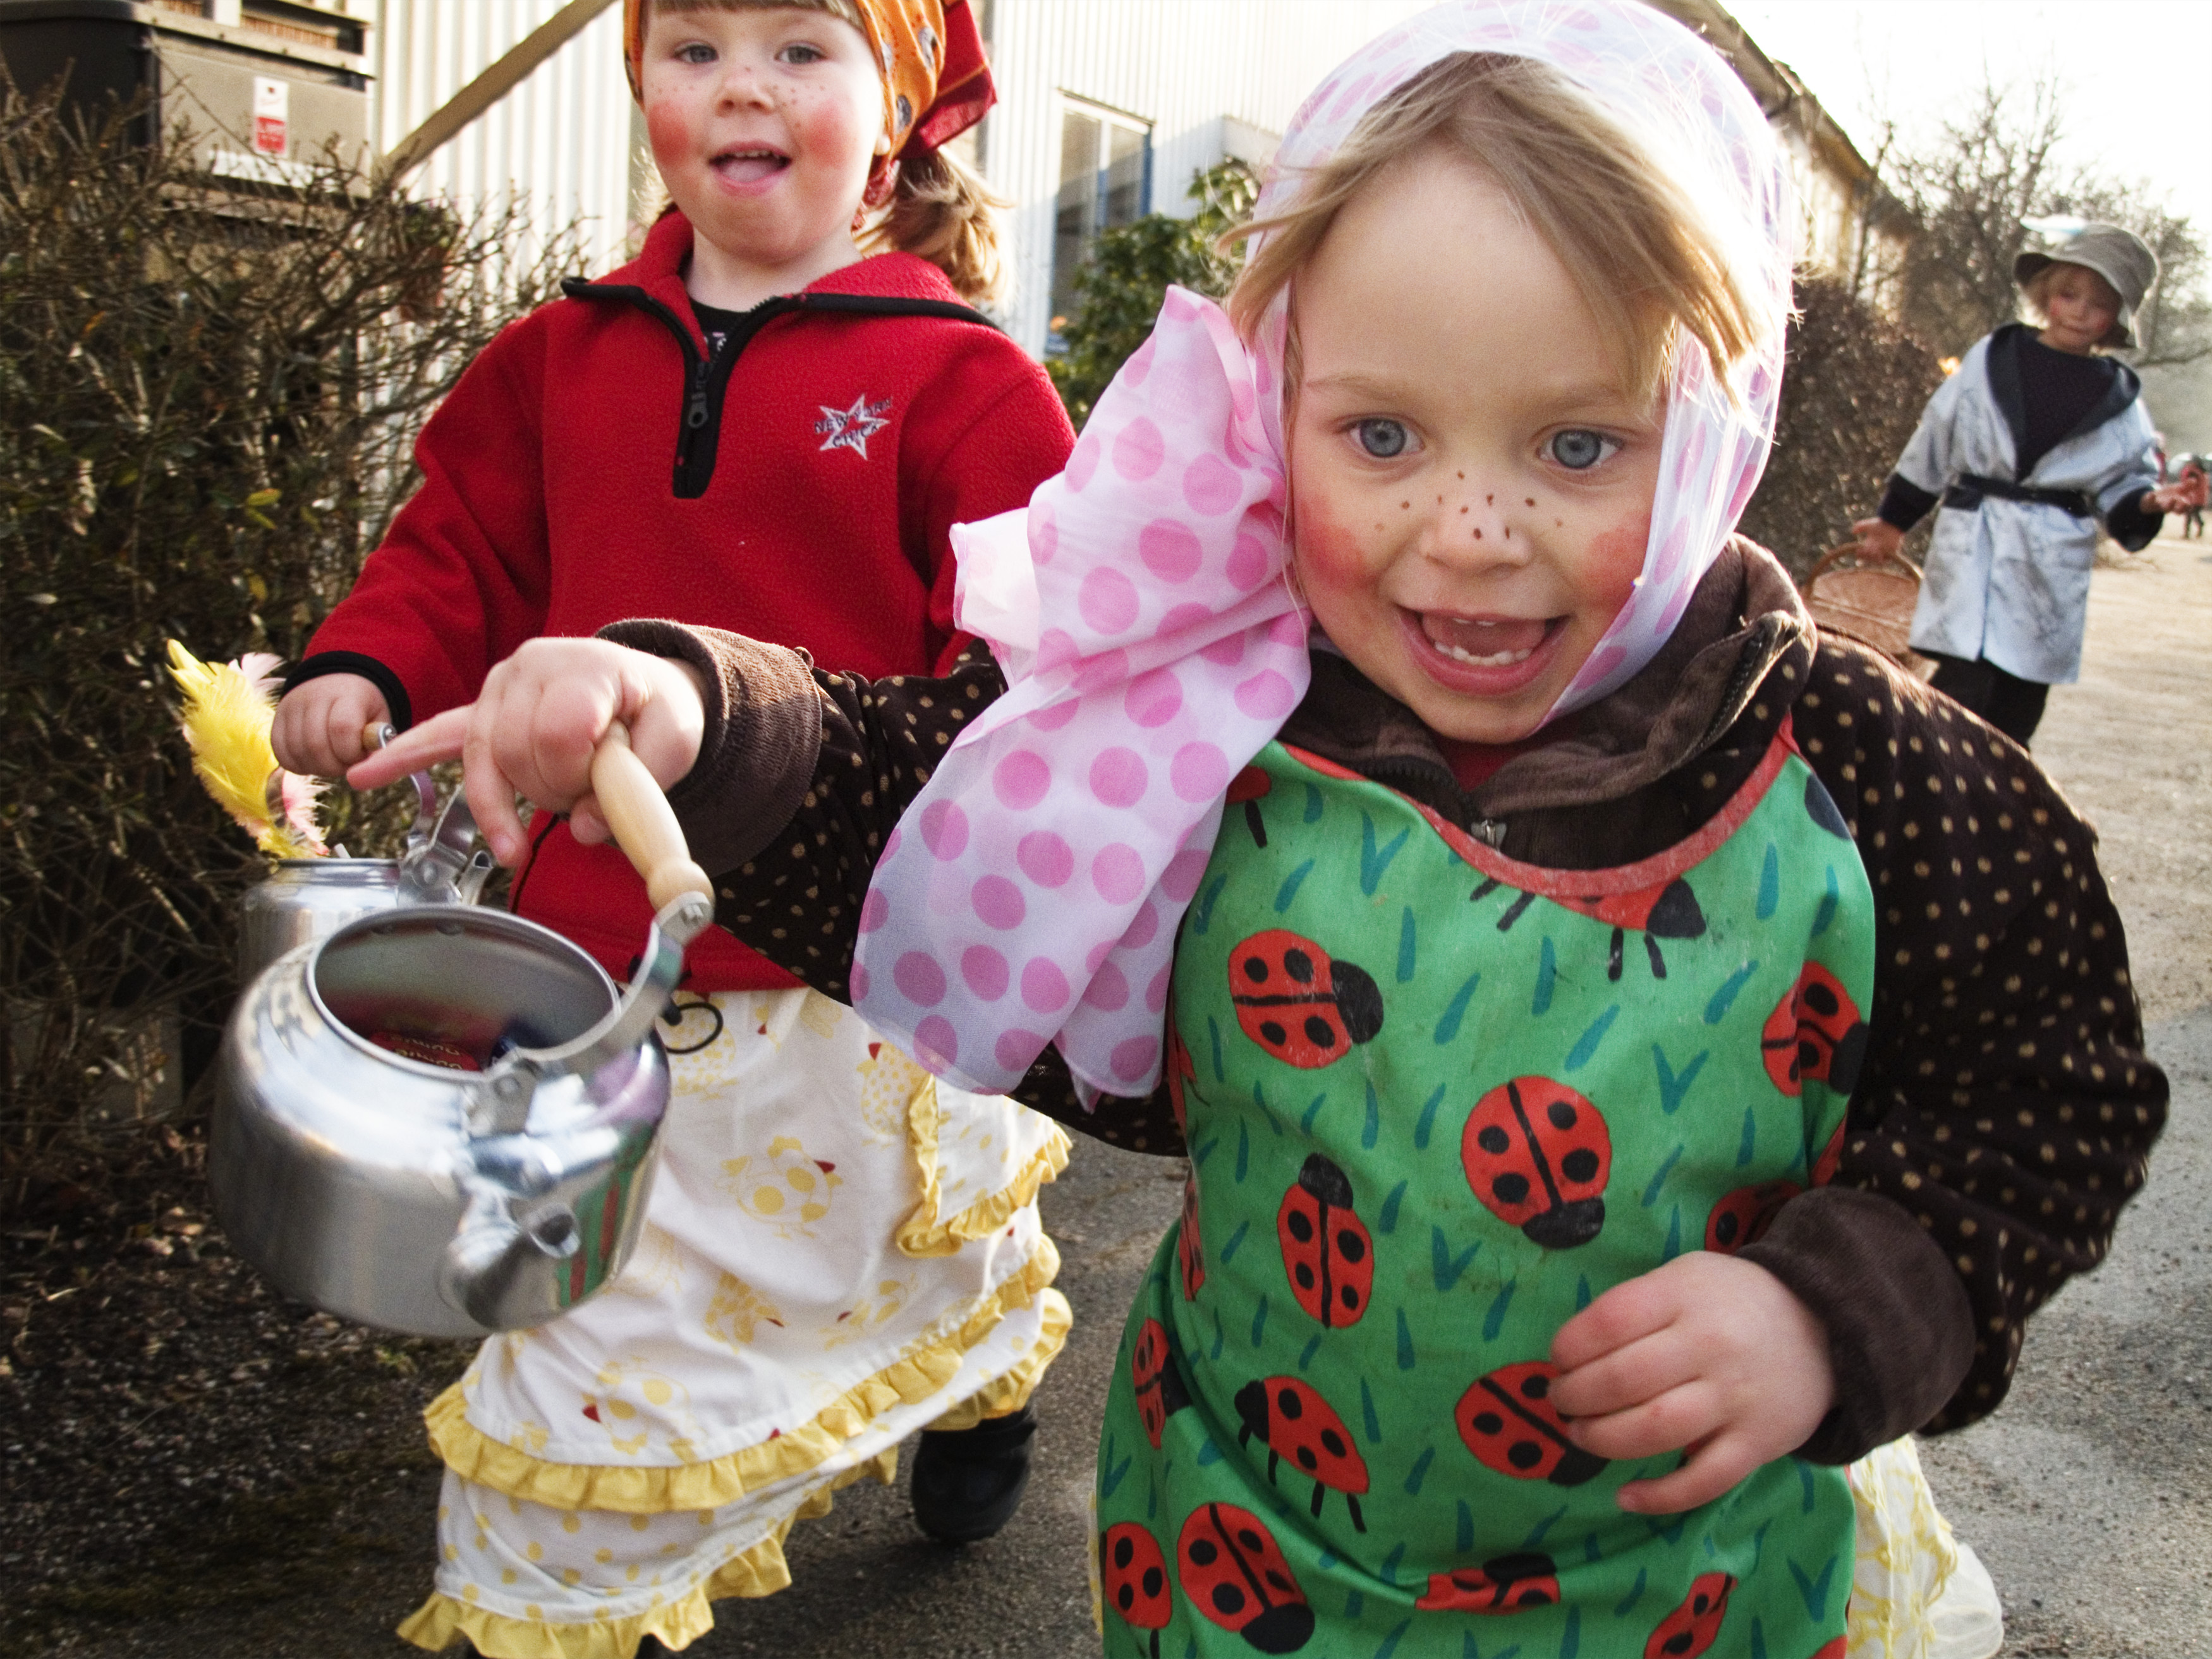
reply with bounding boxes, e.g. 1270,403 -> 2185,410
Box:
1942,471 -> 2093,517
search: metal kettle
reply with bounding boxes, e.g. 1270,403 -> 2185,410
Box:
236,729 -> 495,983
211,729 -> 713,1339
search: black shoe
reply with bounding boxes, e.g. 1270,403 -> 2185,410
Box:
910,1405 -> 1038,1543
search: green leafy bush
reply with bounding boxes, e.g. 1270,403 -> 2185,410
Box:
0,87 -> 573,1196
1048,161 -> 1258,430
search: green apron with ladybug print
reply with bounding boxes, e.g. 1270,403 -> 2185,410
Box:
1095,724 -> 1874,1659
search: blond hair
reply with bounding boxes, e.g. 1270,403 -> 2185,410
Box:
1226,52 -> 1762,408
647,0 -> 1007,307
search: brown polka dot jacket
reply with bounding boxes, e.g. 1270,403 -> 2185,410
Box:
603,538 -> 2166,1466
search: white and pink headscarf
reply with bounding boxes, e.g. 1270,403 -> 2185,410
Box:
853,0 -> 1794,1100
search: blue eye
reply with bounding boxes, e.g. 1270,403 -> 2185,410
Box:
1548,430 -> 1618,470
1354,419 -> 1409,459
781,42 -> 825,63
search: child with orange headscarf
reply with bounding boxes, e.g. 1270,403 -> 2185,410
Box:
272,5 -> 1074,1653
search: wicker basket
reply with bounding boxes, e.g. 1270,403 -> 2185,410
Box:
1802,542 -> 1933,678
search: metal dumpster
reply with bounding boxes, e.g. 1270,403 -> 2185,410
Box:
0,1 -> 371,184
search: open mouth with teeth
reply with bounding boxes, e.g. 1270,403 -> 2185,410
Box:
1401,609 -> 1566,693
712,145 -> 791,185
1421,612 -> 1555,664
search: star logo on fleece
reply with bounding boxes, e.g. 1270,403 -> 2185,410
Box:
815,394 -> 892,459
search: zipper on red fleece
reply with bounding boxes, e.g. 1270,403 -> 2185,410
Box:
560,279 -> 995,499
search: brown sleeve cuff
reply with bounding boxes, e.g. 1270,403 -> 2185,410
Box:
1739,1186 -> 1976,1464
595,619 -> 822,879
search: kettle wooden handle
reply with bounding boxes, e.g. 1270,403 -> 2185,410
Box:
591,724 -> 714,913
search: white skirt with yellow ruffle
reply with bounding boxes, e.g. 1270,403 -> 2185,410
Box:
399,987 -> 1072,1658
1845,1437 -> 2005,1659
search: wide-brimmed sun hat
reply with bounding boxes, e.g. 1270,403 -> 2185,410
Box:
2015,222 -> 2158,349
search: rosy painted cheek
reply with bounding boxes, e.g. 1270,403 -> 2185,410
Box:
1289,504 -> 1376,599
1581,511 -> 1652,616
643,99 -> 690,166
785,84 -> 876,162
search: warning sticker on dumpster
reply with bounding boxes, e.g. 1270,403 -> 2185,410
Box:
253,78 -> 289,156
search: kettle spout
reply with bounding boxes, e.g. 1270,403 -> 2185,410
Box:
439,1184 -> 588,1328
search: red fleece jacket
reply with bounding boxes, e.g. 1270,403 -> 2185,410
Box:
298,210 -> 1074,988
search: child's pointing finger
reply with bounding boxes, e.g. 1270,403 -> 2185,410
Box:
346,706 -> 471,788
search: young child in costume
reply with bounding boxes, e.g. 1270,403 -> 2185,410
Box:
360,4 -> 2166,1654
1854,223 -> 2207,745
274,3 -> 1076,1653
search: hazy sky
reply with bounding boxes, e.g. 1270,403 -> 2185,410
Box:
1724,0 -> 2212,239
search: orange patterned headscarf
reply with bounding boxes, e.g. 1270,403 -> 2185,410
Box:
622,0 -> 995,166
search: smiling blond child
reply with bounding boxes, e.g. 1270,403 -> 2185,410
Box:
359,4 -> 2163,1655
274,4 -> 1076,1655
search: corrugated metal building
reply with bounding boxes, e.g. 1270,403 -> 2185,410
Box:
351,0 -> 646,279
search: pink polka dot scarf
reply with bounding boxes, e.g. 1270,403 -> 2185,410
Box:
854,0 -> 1792,1100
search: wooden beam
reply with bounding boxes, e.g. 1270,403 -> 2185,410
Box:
380,0 -> 621,182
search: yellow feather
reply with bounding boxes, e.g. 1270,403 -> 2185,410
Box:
166,640 -> 325,858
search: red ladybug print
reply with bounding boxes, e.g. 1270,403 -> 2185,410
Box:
1165,1020 -> 1196,1133
1705,1179 -> 1801,1254
1761,963 -> 1869,1098
1229,929 -> 1383,1068
1479,875 -> 1705,980
1177,1502 -> 1315,1654
1455,1359 -> 1608,1487
1461,1077 -> 1612,1249
1233,1376 -> 1369,1530
1414,1551 -> 1561,1614
1644,1572 -> 1737,1658
1227,764 -> 1272,848
1179,1176 -> 1206,1300
1131,1317 -> 1191,1450
1277,1153 -> 1372,1327
1806,1642 -> 1847,1659
1102,1522 -> 1173,1658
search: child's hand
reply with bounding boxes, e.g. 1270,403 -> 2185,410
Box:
2147,471 -> 2208,514
1849,517 -> 1905,562
272,673 -> 390,778
347,639 -> 706,867
1547,1251 -> 1833,1515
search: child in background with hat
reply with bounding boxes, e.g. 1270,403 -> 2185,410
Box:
1854,222 -> 2208,744
273,3 -> 1076,1653
362,2 -> 2165,1651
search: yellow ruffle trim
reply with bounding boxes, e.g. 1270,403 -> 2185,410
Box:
397,1455 -> 896,1656
898,1080 -> 1071,1259
925,1281 -> 1072,1431
426,1236 -> 1064,1514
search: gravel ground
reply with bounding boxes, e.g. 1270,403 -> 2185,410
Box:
0,1134 -> 472,1656
5,531 -> 2209,1658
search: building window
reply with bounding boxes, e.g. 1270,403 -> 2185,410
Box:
1050,99 -> 1152,346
